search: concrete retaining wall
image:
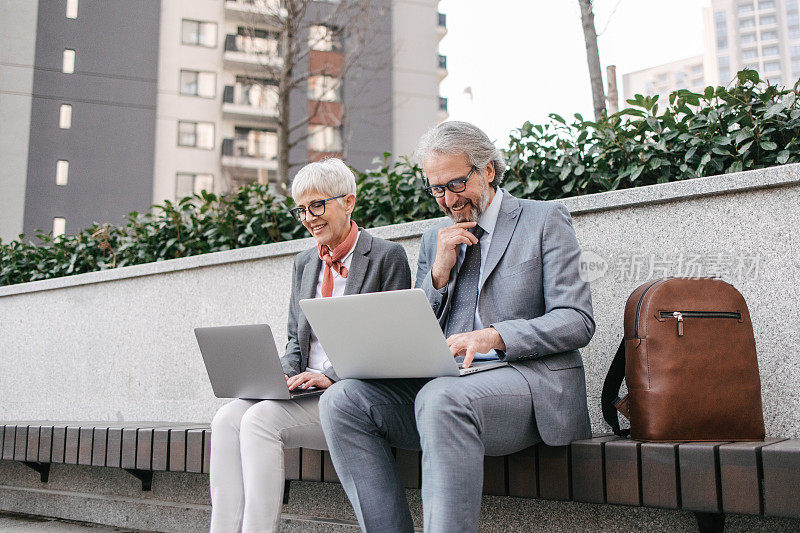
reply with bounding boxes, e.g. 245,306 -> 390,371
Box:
1,163 -> 799,531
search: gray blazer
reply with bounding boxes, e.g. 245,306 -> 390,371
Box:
416,189 -> 595,446
281,230 -> 412,383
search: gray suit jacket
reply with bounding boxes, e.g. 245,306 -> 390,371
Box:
416,189 -> 595,445
281,230 -> 412,383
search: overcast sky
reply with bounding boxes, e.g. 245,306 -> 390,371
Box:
437,0 -> 711,147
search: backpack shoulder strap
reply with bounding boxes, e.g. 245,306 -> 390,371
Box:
601,339 -> 631,437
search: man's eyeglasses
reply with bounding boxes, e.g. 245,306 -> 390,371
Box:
289,194 -> 346,222
423,166 -> 476,198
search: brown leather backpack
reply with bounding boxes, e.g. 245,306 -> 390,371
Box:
601,277 -> 765,441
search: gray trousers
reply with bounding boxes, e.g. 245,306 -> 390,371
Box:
318,366 -> 541,533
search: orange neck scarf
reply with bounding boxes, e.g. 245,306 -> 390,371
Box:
317,220 -> 359,297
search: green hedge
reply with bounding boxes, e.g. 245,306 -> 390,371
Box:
2,70 -> 798,286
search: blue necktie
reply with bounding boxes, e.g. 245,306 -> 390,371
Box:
445,225 -> 485,337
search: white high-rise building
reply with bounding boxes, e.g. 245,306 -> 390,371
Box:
623,0 -> 800,101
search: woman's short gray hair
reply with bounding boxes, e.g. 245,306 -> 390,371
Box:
414,121 -> 506,189
291,158 -> 357,203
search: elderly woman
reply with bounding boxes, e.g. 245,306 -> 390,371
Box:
209,158 -> 411,533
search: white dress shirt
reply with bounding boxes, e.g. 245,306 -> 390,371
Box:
306,232 -> 360,373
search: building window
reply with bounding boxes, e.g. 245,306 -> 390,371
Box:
761,30 -> 778,41
791,45 -> 800,57
66,0 -> 78,19
62,49 -> 75,73
741,32 -> 757,43
764,60 -> 781,72
235,27 -> 280,55
737,3 -> 754,14
762,45 -> 779,56
759,14 -> 776,25
178,121 -> 215,149
742,47 -> 759,59
309,25 -> 342,52
176,173 -> 214,199
308,125 -> 342,152
234,127 -> 278,159
717,37 -> 728,49
742,62 -> 759,71
232,76 -> 279,110
53,218 -> 66,237
56,160 -> 69,186
59,104 -> 72,129
308,75 -> 342,102
180,70 -> 216,98
792,58 -> 800,75
758,0 -> 775,9
182,19 -> 217,47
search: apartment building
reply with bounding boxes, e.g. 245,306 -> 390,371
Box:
0,0 -> 447,242
623,0 -> 799,101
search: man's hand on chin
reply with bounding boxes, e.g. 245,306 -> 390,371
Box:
446,327 -> 506,369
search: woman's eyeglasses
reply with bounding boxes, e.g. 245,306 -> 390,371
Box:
289,194 -> 346,222
423,166 -> 476,198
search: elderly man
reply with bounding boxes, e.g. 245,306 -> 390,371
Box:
319,121 -> 595,532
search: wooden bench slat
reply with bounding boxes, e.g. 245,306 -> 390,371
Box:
640,442 -> 680,509
678,442 -> 727,513
64,427 -> 80,464
284,448 -> 301,480
91,428 -> 108,466
322,451 -> 338,483
483,455 -> 507,496
2,425 -> 15,461
301,449 -> 323,482
394,448 -> 421,489
38,426 -> 53,463
203,430 -> 211,474
136,428 -> 155,470
537,444 -> 570,501
50,426 -> 67,463
604,439 -> 641,506
762,439 -> 800,518
78,427 -> 94,466
719,438 -> 785,515
120,428 -> 139,469
14,425 -> 28,461
106,428 -> 123,468
168,428 -> 188,472
152,428 -> 170,471
186,429 -> 205,473
571,436 -> 619,504
25,426 -> 40,462
507,446 -> 537,498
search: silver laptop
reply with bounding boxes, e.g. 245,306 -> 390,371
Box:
299,289 -> 508,379
194,324 -> 323,400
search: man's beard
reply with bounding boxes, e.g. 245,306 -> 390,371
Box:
444,184 -> 494,223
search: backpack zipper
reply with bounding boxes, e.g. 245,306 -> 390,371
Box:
634,280 -> 663,338
659,311 -> 742,336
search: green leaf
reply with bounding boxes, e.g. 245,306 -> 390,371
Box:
777,150 -> 790,164
760,141 -> 778,150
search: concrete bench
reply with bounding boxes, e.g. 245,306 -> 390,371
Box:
3,422 -> 798,532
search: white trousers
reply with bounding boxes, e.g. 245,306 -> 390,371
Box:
209,396 -> 326,533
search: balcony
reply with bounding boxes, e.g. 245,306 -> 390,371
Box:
222,84 -> 279,120
437,12 -> 447,38
438,96 -> 448,122
221,137 -> 278,172
437,54 -> 448,80
224,34 -> 283,69
224,0 -> 287,25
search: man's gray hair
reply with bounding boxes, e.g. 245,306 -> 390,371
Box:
291,158 -> 357,203
414,121 -> 506,189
